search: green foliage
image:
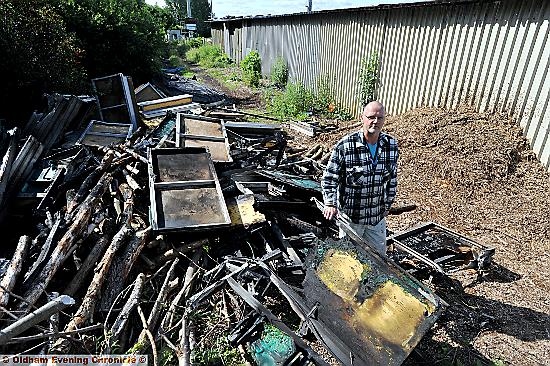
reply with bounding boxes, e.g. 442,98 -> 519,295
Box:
159,346 -> 176,366
170,36 -> 205,58
0,0 -> 170,123
165,0 -> 212,37
358,51 -> 380,105
266,82 -> 315,121
59,0 -> 168,84
0,0 -> 87,123
168,55 -> 185,67
270,57 -> 288,87
313,75 -> 353,120
185,44 -> 231,68
191,332 -> 242,365
206,67 -> 242,91
314,75 -> 335,114
241,50 -> 262,87
186,37 -> 205,49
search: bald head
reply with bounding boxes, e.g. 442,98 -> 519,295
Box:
362,101 -> 386,140
363,101 -> 385,115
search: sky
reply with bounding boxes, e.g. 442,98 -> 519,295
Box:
145,0 -> 417,18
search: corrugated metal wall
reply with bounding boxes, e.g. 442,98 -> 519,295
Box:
211,0 -> 550,170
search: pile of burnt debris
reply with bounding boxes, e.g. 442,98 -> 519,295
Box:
0,73 -> 495,365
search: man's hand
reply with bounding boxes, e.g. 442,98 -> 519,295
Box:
323,206 -> 338,220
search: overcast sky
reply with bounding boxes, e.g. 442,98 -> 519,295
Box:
145,0 -> 417,18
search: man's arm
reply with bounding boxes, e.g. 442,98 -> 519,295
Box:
322,144 -> 343,219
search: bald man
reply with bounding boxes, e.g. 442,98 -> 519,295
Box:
321,101 -> 398,255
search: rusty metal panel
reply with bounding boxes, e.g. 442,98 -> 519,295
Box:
76,120 -> 131,147
303,236 -> 446,366
175,114 -> 232,162
148,147 -> 230,232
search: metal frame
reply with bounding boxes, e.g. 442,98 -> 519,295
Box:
148,147 -> 231,233
387,221 -> 496,274
175,113 -> 232,162
76,120 -> 132,147
91,73 -> 138,131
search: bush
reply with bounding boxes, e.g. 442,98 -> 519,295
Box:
185,44 -> 231,68
168,54 -> 185,67
270,57 -> 288,88
186,37 -> 204,49
267,82 -> 315,121
0,0 -> 87,123
241,50 -> 262,87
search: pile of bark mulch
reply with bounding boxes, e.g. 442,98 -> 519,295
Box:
303,106 -> 550,365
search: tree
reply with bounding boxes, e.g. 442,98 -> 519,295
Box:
0,0 -> 87,123
59,0 -> 168,84
165,0 -> 212,37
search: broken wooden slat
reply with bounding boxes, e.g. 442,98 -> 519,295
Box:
0,128 -> 19,209
140,102 -> 202,119
138,94 -> 192,112
77,120 -> 132,148
134,82 -> 167,103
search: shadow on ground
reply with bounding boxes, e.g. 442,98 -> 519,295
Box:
404,262 -> 547,365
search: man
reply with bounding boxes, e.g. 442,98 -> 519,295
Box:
321,101 -> 398,255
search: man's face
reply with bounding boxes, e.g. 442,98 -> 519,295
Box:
362,104 -> 385,136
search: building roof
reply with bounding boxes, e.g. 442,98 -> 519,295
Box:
209,0 -> 481,24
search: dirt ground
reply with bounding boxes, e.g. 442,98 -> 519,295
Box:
195,68 -> 550,365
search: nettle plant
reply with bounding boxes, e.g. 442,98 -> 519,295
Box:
358,51 -> 380,105
270,56 -> 289,88
241,50 -> 262,87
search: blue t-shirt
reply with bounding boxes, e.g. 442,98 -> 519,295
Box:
367,142 -> 378,166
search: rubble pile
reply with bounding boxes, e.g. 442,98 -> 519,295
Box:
3,75 -> 542,365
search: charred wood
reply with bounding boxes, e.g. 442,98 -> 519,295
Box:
0,235 -> 31,314
51,224 -> 133,353
22,214 -> 61,288
109,273 -> 145,344
98,227 -> 151,312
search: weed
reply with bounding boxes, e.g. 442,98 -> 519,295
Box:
159,346 -> 176,366
186,44 -> 231,68
358,51 -> 380,105
314,75 -> 335,114
266,82 -> 315,121
241,50 -> 262,87
270,56 -> 288,88
169,37 -> 205,58
313,75 -> 353,120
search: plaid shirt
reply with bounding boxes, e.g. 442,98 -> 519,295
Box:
322,130 -> 398,225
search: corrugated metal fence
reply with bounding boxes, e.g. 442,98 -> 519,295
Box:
211,0 -> 550,170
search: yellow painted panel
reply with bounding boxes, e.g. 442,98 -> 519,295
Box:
317,249 -> 370,302
352,281 -> 427,349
